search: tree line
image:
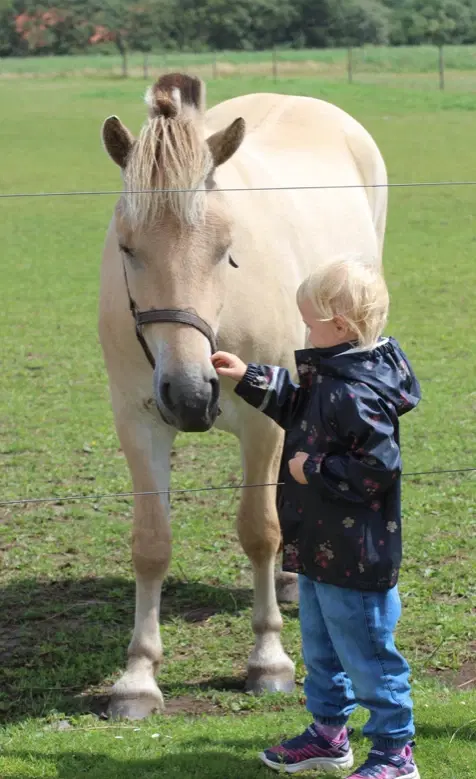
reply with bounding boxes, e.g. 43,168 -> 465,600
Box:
2,0 -> 476,58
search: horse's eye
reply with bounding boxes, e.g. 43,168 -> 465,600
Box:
119,244 -> 137,262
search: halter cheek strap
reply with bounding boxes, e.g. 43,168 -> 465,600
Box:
121,257 -> 234,370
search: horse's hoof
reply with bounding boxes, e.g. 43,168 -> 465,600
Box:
108,680 -> 165,720
276,571 -> 299,604
245,669 -> 296,695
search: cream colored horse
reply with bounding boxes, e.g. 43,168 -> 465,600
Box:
99,73 -> 387,719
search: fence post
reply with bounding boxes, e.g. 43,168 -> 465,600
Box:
143,52 -> 149,80
347,47 -> 353,84
438,44 -> 445,91
272,47 -> 278,82
212,53 -> 218,79
121,51 -> 128,78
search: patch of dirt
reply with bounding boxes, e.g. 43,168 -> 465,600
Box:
440,552 -> 470,563
87,690 -> 239,719
427,658 -> 476,690
182,606 -> 219,623
163,695 -> 221,716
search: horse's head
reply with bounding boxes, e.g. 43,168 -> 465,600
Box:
101,74 -> 245,433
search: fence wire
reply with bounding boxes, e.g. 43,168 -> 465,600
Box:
1,176 -> 474,510
2,179 -> 476,200
0,467 -> 474,508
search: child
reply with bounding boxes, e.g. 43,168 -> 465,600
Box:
212,254 -> 421,779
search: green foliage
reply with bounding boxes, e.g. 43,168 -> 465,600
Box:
327,0 -> 391,46
0,0 -> 20,56
388,0 -> 475,45
5,0 -> 476,56
193,0 -> 299,51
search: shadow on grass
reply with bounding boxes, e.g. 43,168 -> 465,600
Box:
0,575 -> 255,724
3,722 -> 474,779
0,748 -> 267,779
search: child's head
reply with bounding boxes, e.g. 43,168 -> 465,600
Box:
296,253 -> 389,350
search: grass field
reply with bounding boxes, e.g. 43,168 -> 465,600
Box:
0,73 -> 475,777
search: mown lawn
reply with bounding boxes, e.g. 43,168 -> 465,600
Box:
0,75 -> 475,777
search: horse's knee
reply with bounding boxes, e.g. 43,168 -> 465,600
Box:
237,511 -> 281,564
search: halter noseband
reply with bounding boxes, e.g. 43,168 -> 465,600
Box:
121,255 -> 237,370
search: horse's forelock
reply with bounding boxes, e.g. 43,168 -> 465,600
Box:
122,76 -> 212,229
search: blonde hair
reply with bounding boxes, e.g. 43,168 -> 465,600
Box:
123,115 -> 212,229
296,253 -> 389,349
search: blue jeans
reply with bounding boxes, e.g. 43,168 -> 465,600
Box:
299,574 -> 414,750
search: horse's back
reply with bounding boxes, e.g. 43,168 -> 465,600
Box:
207,92 -> 386,258
207,92 -> 387,372
207,92 -> 383,170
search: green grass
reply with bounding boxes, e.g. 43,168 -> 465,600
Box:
0,75 -> 475,777
3,45 -> 476,92
1,700 -> 475,778
2,44 -> 476,71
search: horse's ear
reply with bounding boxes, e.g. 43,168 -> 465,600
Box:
101,115 -> 134,168
207,117 -> 245,169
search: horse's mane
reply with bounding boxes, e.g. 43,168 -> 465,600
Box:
122,74 -> 213,228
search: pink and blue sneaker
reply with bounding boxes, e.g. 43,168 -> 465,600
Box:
258,722 -> 354,773
346,744 -> 420,779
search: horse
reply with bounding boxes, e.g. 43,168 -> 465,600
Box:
99,73 -> 387,719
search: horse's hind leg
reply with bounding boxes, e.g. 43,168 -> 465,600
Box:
276,570 -> 299,603
238,414 -> 295,693
108,403 -> 176,720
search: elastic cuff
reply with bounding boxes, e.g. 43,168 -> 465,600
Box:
313,715 -> 349,727
303,454 -> 324,483
372,736 -> 413,750
235,363 -> 259,390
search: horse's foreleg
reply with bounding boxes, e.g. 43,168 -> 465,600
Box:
238,418 -> 295,694
108,408 -> 175,719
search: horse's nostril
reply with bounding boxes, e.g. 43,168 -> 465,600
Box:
161,381 -> 173,410
210,377 -> 220,407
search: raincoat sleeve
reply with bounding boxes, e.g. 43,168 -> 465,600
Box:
234,363 -> 301,429
303,387 -> 401,503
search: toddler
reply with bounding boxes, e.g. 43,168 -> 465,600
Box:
212,254 -> 421,778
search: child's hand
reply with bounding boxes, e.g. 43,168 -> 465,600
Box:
289,452 -> 309,484
212,351 -> 247,383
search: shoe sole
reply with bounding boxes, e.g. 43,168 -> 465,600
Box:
258,749 -> 354,773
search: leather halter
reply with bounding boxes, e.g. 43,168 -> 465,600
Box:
121,256 -> 236,370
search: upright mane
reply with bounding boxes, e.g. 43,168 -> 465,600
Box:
123,74 -> 213,228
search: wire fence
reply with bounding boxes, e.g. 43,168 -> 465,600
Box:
3,179 -> 476,199
1,468 -> 475,508
3,45 -> 476,93
1,177 -> 475,511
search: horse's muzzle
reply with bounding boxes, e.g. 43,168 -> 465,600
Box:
154,369 -> 220,433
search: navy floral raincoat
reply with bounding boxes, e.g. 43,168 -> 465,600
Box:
235,337 -> 421,592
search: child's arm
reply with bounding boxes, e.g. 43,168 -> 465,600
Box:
302,387 -> 401,503
212,351 -> 300,429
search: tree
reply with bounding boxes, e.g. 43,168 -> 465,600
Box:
287,0 -> 334,48
0,0 -> 22,55
327,0 -> 390,46
87,0 -> 173,74
287,0 -> 389,48
387,0 -> 472,45
184,0 -> 297,51
12,4 -> 92,55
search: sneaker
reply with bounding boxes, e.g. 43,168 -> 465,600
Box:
345,744 -> 420,779
258,722 -> 354,773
